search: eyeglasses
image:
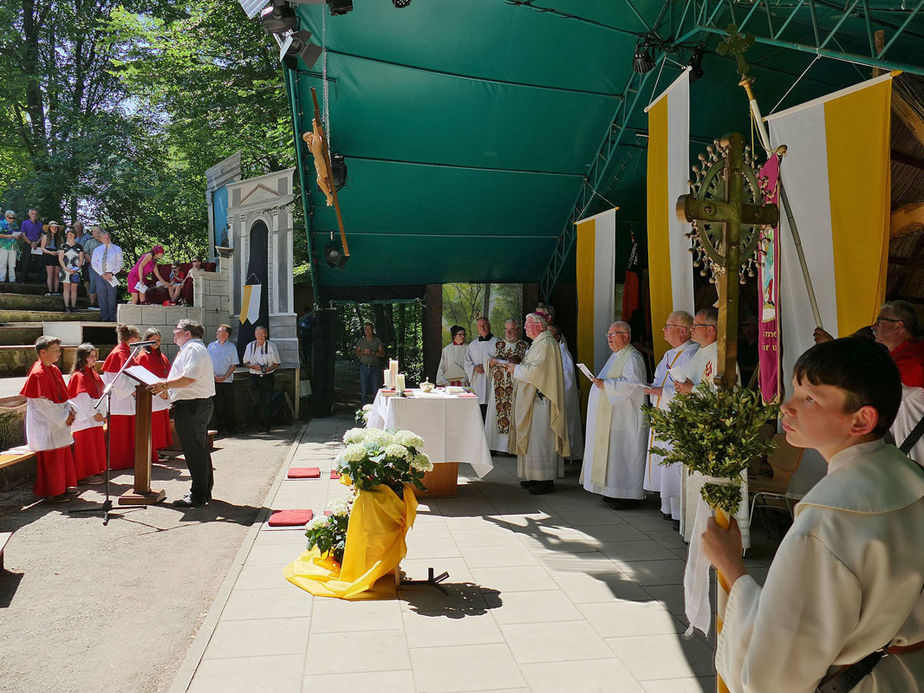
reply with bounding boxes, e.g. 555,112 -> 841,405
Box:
606,331 -> 628,337
874,317 -> 901,325
663,323 -> 685,330
692,323 -> 715,329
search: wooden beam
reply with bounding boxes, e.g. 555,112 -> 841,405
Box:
891,201 -> 924,238
892,150 -> 924,172
893,92 -> 924,152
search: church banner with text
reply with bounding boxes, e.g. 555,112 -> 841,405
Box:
758,154 -> 781,403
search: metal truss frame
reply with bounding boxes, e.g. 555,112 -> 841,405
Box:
539,0 -> 924,298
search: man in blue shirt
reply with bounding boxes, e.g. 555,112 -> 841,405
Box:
207,324 -> 239,435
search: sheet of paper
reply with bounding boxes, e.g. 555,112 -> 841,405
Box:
576,363 -> 595,381
134,281 -> 147,294
107,275 -> 119,287
31,247 -> 43,255
124,365 -> 162,386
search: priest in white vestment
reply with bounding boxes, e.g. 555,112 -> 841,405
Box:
643,311 -> 698,523
549,324 -> 583,459
675,308 -> 745,544
703,338 -> 924,693
465,317 -> 497,419
507,313 -> 570,495
580,321 -> 648,507
484,320 -> 528,453
436,325 -> 469,387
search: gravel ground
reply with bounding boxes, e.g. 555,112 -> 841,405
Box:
0,424 -> 302,693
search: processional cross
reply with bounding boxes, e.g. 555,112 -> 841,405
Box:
676,132 -> 779,391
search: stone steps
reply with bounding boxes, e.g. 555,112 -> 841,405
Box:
0,281 -> 48,296
0,292 -> 90,312
0,324 -> 44,348
0,343 -> 115,377
0,308 -> 98,323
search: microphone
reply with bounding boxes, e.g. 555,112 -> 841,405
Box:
131,340 -> 159,348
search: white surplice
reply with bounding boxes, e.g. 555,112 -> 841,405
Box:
436,343 -> 469,386
559,341 -> 584,459
644,340 -> 699,519
580,346 -> 648,499
70,392 -> 105,434
24,397 -> 75,451
465,336 -> 497,404
892,386 -> 924,465
716,440 -> 924,693
101,370 -> 136,416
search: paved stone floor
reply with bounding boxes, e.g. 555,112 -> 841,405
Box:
171,416 -> 774,693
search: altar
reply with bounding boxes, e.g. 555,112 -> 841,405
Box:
367,389 -> 493,496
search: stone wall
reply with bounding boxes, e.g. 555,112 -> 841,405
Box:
191,266 -> 231,315
116,304 -> 228,361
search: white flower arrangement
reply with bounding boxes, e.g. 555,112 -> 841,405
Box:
393,430 -> 424,449
335,427 -> 429,494
410,453 -> 433,473
343,427 -> 366,444
384,443 -> 409,460
305,515 -> 328,531
340,443 -> 368,463
326,497 -> 352,517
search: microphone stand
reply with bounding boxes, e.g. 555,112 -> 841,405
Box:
70,343 -> 150,525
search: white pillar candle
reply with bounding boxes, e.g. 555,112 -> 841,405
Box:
396,373 -> 406,393
389,359 -> 399,391
383,369 -> 391,389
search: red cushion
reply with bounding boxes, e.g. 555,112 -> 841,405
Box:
267,509 -> 313,527
287,467 -> 321,479
330,470 -> 340,480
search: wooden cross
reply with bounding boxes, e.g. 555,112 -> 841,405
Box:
716,24 -> 755,80
676,133 -> 779,390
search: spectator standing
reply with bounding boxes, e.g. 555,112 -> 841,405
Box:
208,324 -> 239,435
136,328 -> 173,461
354,322 -> 384,404
19,208 -> 44,282
149,319 -> 215,507
81,225 -> 103,309
67,342 -> 106,483
243,325 -> 281,433
21,336 -> 78,501
57,227 -> 84,312
0,210 -> 19,282
91,230 -> 124,322
126,245 -> 168,304
40,221 -> 62,295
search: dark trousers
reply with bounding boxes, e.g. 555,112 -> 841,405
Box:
213,381 -> 236,433
359,365 -> 379,405
251,373 -> 275,431
173,398 -> 214,501
21,246 -> 42,282
97,277 -> 118,321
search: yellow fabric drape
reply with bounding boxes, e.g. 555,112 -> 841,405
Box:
284,484 -> 417,599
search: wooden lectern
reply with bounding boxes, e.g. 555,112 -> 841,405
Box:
118,379 -> 166,505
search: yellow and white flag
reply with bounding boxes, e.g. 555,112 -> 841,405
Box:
239,282 -> 262,325
646,68 -> 693,361
576,207 -> 617,385
767,73 -> 893,383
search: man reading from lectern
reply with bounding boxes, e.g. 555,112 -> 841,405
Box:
150,319 -> 215,508
507,312 -> 569,495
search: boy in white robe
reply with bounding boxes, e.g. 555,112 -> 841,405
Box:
436,325 -> 469,387
703,338 -> 924,693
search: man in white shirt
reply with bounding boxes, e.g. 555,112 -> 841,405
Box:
208,324 -> 239,435
243,325 -> 281,433
150,319 -> 215,507
90,230 -> 124,322
465,317 -> 497,419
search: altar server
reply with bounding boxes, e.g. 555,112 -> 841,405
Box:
643,311 -> 698,524
704,338 -> 924,693
549,324 -> 583,460
67,343 -> 107,482
465,317 -> 497,419
21,336 -> 77,500
436,325 -> 469,387
580,321 -> 648,507
508,313 -> 569,494
484,319 -> 528,452
101,323 -> 140,470
136,328 -> 173,460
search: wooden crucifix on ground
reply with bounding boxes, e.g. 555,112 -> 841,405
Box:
676,132 -> 780,390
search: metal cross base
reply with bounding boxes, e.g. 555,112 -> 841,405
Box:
398,567 -> 450,595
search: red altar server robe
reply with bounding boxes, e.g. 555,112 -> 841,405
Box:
135,347 -> 173,457
67,366 -> 107,479
101,343 -> 136,470
21,361 -> 77,497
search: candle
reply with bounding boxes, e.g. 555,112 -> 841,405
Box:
383,369 -> 391,389
389,359 -> 399,391
396,373 -> 406,393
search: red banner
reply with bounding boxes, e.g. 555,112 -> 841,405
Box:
758,155 -> 782,403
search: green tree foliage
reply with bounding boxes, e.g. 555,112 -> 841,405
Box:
441,283 -> 523,344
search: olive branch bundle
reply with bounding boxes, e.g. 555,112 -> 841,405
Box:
643,382 -> 779,514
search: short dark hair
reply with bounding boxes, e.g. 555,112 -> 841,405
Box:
116,323 -> 140,343
34,335 -> 61,356
450,325 -> 466,339
881,300 -> 919,336
73,342 -> 97,373
793,338 -> 901,437
696,307 -> 719,326
177,319 -> 204,339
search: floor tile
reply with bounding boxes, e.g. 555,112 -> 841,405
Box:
458,543 -> 539,568
575,523 -> 649,542
554,572 -> 651,604
598,540 -> 677,562
247,541 -> 308,566
221,587 -> 313,620
556,509 -> 627,526
404,536 -> 462,559
468,565 -> 559,593
302,670 -> 415,693
501,620 -> 613,663
521,658 -> 645,693
449,526 -> 524,547
235,562 -> 294,590
399,581 -> 492,615
203,617 -> 310,659
643,585 -> 689,618
409,643 -> 526,693
402,609 -> 505,648
310,597 -> 404,633
305,630 -> 410,674
641,676 -> 716,692
490,589 -> 583,625
606,633 -> 715,680
188,654 -> 303,693
578,600 -> 683,637
613,559 -> 687,586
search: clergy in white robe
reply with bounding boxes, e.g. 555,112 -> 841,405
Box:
436,325 -> 469,387
704,339 -> 924,693
676,308 -> 746,544
508,313 -> 569,494
484,320 -> 528,453
548,324 -> 583,460
580,322 -> 648,504
465,317 -> 497,416
643,311 -> 698,521
892,385 -> 924,465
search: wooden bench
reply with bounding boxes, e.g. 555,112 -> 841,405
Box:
0,450 -> 36,472
0,531 -> 13,570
